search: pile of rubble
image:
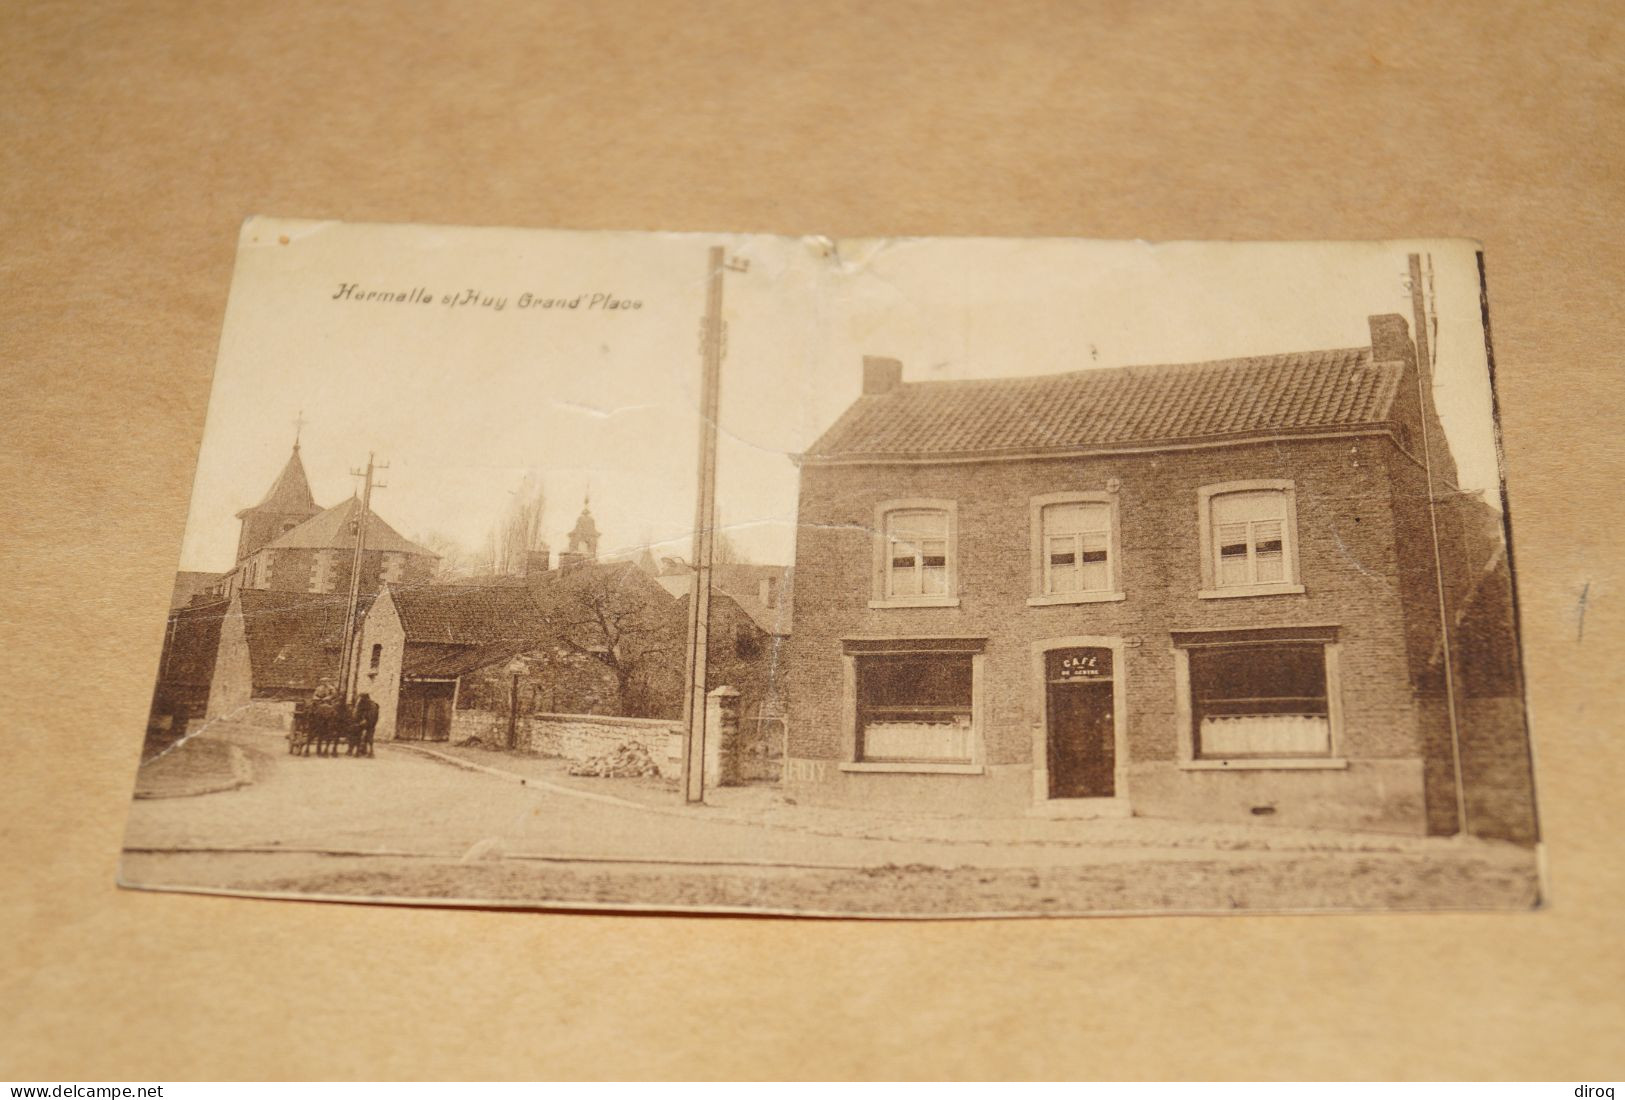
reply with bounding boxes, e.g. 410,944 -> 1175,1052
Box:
567,740 -> 662,778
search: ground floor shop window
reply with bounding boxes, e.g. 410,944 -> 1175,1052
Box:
1174,630 -> 1340,761
856,652 -> 975,763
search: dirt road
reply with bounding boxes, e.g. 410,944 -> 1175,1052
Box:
120,726 -> 1541,917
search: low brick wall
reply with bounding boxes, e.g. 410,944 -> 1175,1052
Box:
526,712 -> 684,780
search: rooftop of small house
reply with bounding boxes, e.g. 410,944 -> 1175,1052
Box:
386,584 -> 549,647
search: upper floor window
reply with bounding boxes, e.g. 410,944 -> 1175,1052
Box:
1028,492 -> 1125,606
1198,481 -> 1304,598
871,500 -> 958,608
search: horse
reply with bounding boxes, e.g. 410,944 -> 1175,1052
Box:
289,703 -> 312,755
348,694 -> 380,757
311,700 -> 348,756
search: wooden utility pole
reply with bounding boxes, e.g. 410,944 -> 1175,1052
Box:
507,674 -> 519,749
337,452 -> 386,702
681,246 -> 748,804
506,658 -> 524,750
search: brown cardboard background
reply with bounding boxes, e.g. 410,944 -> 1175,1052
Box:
2,0 -> 1620,1080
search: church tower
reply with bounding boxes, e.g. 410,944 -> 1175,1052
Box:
234,439 -> 321,562
558,496 -> 601,569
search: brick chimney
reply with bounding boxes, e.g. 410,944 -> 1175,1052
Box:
524,549 -> 550,577
862,355 -> 904,395
1368,314 -> 1416,365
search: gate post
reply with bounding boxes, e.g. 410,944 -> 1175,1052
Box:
705,685 -> 741,789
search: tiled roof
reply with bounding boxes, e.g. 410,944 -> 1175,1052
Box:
402,640 -> 536,679
237,590 -> 359,690
675,589 -> 791,643
389,584 -> 549,646
238,445 -> 319,517
802,347 -> 1403,463
657,564 -> 793,635
732,586 -> 792,637
265,497 -> 438,557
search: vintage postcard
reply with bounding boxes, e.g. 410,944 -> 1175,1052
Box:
121,220 -> 1542,917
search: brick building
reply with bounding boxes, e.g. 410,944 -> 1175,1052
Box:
214,441 -> 439,600
145,440 -> 438,731
356,583 -> 550,743
782,315 -> 1537,839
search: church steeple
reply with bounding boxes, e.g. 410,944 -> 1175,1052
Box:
233,437 -> 322,562
566,494 -> 600,560
556,495 -> 601,571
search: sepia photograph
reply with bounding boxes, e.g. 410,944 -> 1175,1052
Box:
120,220 -> 1541,917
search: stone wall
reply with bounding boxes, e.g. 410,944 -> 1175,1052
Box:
449,708 -> 685,779
528,712 -> 684,779
450,707 -> 510,746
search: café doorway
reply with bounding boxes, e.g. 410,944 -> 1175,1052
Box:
1031,636 -> 1127,814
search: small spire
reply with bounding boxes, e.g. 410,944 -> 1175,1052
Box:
292,409 -> 308,450
566,492 -> 601,557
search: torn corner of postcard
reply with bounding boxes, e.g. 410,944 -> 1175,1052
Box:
121,223 -> 1542,918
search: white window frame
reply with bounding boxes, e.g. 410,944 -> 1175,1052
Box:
870,499 -> 960,609
1197,480 -> 1305,599
1028,491 -> 1126,606
1173,632 -> 1348,771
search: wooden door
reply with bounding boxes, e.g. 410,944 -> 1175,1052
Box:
423,684 -> 453,742
1046,647 -> 1116,798
397,681 -> 455,742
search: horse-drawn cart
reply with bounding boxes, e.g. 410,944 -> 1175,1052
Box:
289,691 -> 379,757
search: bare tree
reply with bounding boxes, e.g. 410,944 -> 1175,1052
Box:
712,526 -> 745,565
486,472 -> 548,576
415,530 -> 476,583
653,514 -> 753,575
706,511 -> 751,566
540,564 -> 682,717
